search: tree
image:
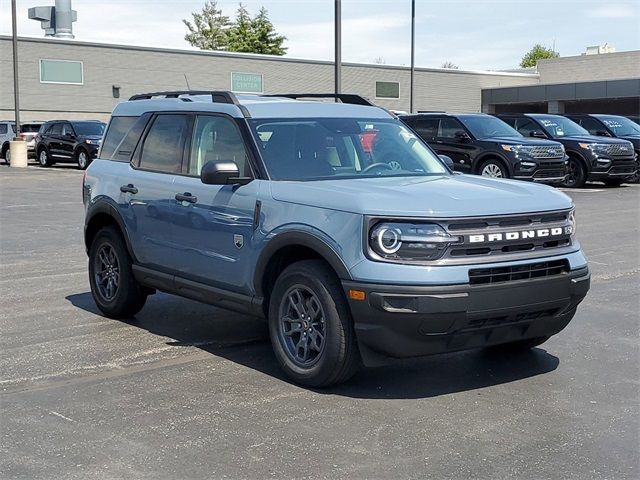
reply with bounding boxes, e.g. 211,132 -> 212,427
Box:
520,44 -> 559,68
373,56 -> 386,64
184,2 -> 287,56
441,61 -> 459,69
183,1 -> 232,51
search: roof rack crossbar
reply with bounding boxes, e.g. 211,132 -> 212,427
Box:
261,93 -> 374,106
128,90 -> 241,105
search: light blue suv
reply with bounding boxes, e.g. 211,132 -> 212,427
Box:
83,91 -> 590,387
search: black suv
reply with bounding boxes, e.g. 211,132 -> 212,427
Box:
564,114 -> 640,183
400,113 -> 567,184
496,114 -> 636,188
35,120 -> 106,169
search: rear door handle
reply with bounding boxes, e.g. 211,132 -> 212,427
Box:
175,192 -> 197,203
120,184 -> 138,194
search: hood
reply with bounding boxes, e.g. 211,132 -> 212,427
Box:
270,175 -> 572,217
555,135 -> 632,145
487,136 -> 560,147
618,135 -> 640,148
80,135 -> 103,141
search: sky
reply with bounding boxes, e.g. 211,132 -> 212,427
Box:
1,0 -> 639,70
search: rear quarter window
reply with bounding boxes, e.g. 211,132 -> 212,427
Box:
100,115 -> 147,162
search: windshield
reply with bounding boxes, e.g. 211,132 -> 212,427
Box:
73,122 -> 105,136
250,118 -> 448,181
458,116 -> 522,139
536,116 -> 588,138
599,116 -> 640,136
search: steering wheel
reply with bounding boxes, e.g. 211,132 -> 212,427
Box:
361,162 -> 394,175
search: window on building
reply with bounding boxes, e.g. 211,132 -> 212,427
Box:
40,59 -> 84,85
375,81 -> 400,99
188,115 -> 250,176
139,115 -> 189,173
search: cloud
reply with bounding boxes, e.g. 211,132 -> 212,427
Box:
587,5 -> 638,18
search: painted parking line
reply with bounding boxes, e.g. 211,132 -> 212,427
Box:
557,188 -> 604,193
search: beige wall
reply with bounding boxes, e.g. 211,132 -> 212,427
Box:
1,36 -> 538,120
537,50 -> 640,84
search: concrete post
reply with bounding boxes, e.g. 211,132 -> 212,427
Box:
547,101 -> 565,114
9,139 -> 28,168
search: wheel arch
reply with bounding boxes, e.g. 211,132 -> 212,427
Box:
565,149 -> 590,173
254,231 -> 352,316
473,153 -> 513,176
85,200 -> 136,260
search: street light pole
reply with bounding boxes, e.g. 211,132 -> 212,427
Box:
335,0 -> 342,99
11,0 -> 21,135
410,0 -> 415,113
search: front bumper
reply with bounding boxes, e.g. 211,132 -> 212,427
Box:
343,267 -> 590,363
513,159 -> 567,185
588,156 -> 637,180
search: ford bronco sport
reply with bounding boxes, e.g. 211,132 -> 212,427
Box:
83,91 -> 590,387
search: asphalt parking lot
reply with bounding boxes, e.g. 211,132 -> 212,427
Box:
1,166 -> 639,480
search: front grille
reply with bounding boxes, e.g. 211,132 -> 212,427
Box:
529,146 -> 564,159
601,144 -> 633,157
469,259 -> 569,285
445,210 -> 573,261
610,165 -> 636,174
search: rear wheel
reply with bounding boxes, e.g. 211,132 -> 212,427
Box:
562,156 -> 586,188
1,143 -> 9,164
89,226 -> 147,318
479,159 -> 508,179
268,260 -> 360,387
38,148 -> 52,167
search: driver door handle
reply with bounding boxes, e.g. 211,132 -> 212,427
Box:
175,192 -> 198,204
120,184 -> 138,194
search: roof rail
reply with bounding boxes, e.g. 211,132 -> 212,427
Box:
128,90 -> 241,105
262,93 -> 375,106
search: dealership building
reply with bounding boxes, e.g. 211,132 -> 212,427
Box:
1,35 -> 639,122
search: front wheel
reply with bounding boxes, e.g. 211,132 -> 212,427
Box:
76,149 -> 91,170
479,159 -> 508,179
562,157 -> 586,188
89,226 -> 147,318
38,148 -> 52,167
1,143 -> 8,164
268,260 -> 360,387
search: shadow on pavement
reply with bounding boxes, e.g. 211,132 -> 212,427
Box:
67,291 -> 560,400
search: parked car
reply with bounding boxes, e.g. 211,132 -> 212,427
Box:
0,121 -> 43,164
400,113 -> 568,185
564,114 -> 640,183
83,91 -> 590,387
35,120 -> 106,169
496,113 -> 636,188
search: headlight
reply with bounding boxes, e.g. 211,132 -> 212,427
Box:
502,145 -> 534,157
569,210 -> 576,237
85,139 -> 93,145
369,222 -> 461,262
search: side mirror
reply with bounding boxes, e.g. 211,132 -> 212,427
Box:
438,154 -> 455,169
454,131 -> 471,142
529,130 -> 547,139
200,161 -> 252,186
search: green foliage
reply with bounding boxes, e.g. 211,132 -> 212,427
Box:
184,2 -> 287,56
520,44 -> 560,68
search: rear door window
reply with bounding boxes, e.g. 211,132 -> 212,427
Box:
0,124 -> 7,135
49,123 -> 63,136
138,114 -> 189,174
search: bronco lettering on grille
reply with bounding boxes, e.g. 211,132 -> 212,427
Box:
468,226 -> 572,243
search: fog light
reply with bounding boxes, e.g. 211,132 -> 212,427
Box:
520,161 -> 536,168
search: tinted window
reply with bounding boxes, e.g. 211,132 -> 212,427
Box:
101,117 -> 138,159
413,118 -> 439,141
61,123 -> 75,136
21,124 -> 42,133
251,118 -> 447,181
458,116 -> 521,139
0,124 -> 7,135
578,117 -> 605,135
438,117 -> 465,139
73,122 -> 105,136
188,115 -> 249,176
515,118 -> 539,137
139,115 -> 189,173
49,123 -> 63,136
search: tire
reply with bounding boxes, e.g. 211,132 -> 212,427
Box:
488,335 -> 550,353
1,143 -> 9,165
88,226 -> 147,319
562,156 -> 586,188
603,178 -> 624,187
479,159 -> 509,179
38,147 -> 52,167
76,148 -> 91,170
268,259 -> 360,387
